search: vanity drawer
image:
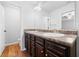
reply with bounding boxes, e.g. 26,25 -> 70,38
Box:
47,47 -> 65,56
45,40 -> 69,56
45,50 -> 59,57
36,37 -> 44,46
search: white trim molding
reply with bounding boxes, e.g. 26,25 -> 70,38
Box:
5,41 -> 19,46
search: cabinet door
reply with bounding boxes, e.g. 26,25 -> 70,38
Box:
25,36 -> 28,49
31,45 -> 35,57
25,33 -> 29,50
31,40 -> 35,57
36,43 -> 44,57
27,34 -> 31,55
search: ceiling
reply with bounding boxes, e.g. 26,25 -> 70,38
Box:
0,1 -> 74,15
41,1 -> 72,14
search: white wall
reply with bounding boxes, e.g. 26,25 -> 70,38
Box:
49,2 -> 75,30
22,6 -> 34,29
21,5 -> 36,50
22,5 -> 47,30
76,2 -> 79,57
0,3 -> 5,56
21,5 -> 48,50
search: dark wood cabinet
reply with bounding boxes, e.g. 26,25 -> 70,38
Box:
36,43 -> 44,57
25,33 -> 29,51
28,34 -> 36,57
31,44 -> 35,57
45,40 -> 70,57
36,37 -> 44,46
27,34 -> 31,54
25,35 -> 28,49
25,33 -> 71,57
30,39 -> 36,56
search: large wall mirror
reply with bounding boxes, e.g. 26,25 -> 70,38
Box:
45,2 -> 76,30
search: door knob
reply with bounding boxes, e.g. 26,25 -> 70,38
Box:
4,30 -> 6,32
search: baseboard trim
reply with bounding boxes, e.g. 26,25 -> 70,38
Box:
21,48 -> 26,51
5,41 -> 19,46
0,47 -> 5,56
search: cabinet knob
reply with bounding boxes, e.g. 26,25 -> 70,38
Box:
45,54 -> 48,56
41,51 -> 43,53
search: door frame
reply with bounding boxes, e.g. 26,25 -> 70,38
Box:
4,5 -> 21,47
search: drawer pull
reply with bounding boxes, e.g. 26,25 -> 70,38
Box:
41,51 -> 43,53
45,54 -> 48,56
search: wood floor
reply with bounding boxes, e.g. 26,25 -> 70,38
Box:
1,43 -> 30,57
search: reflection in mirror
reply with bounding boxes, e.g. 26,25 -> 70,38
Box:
46,2 -> 75,30
62,10 -> 75,30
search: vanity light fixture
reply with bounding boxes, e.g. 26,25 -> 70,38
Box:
62,11 -> 75,20
33,3 -> 42,11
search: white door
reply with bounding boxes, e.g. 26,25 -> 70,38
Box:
5,6 -> 20,44
0,4 -> 5,55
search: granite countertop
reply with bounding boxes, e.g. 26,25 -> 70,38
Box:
25,31 -> 77,47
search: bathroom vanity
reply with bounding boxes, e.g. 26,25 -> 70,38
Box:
24,30 -> 77,57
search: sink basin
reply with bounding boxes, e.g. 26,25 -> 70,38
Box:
43,33 -> 64,37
